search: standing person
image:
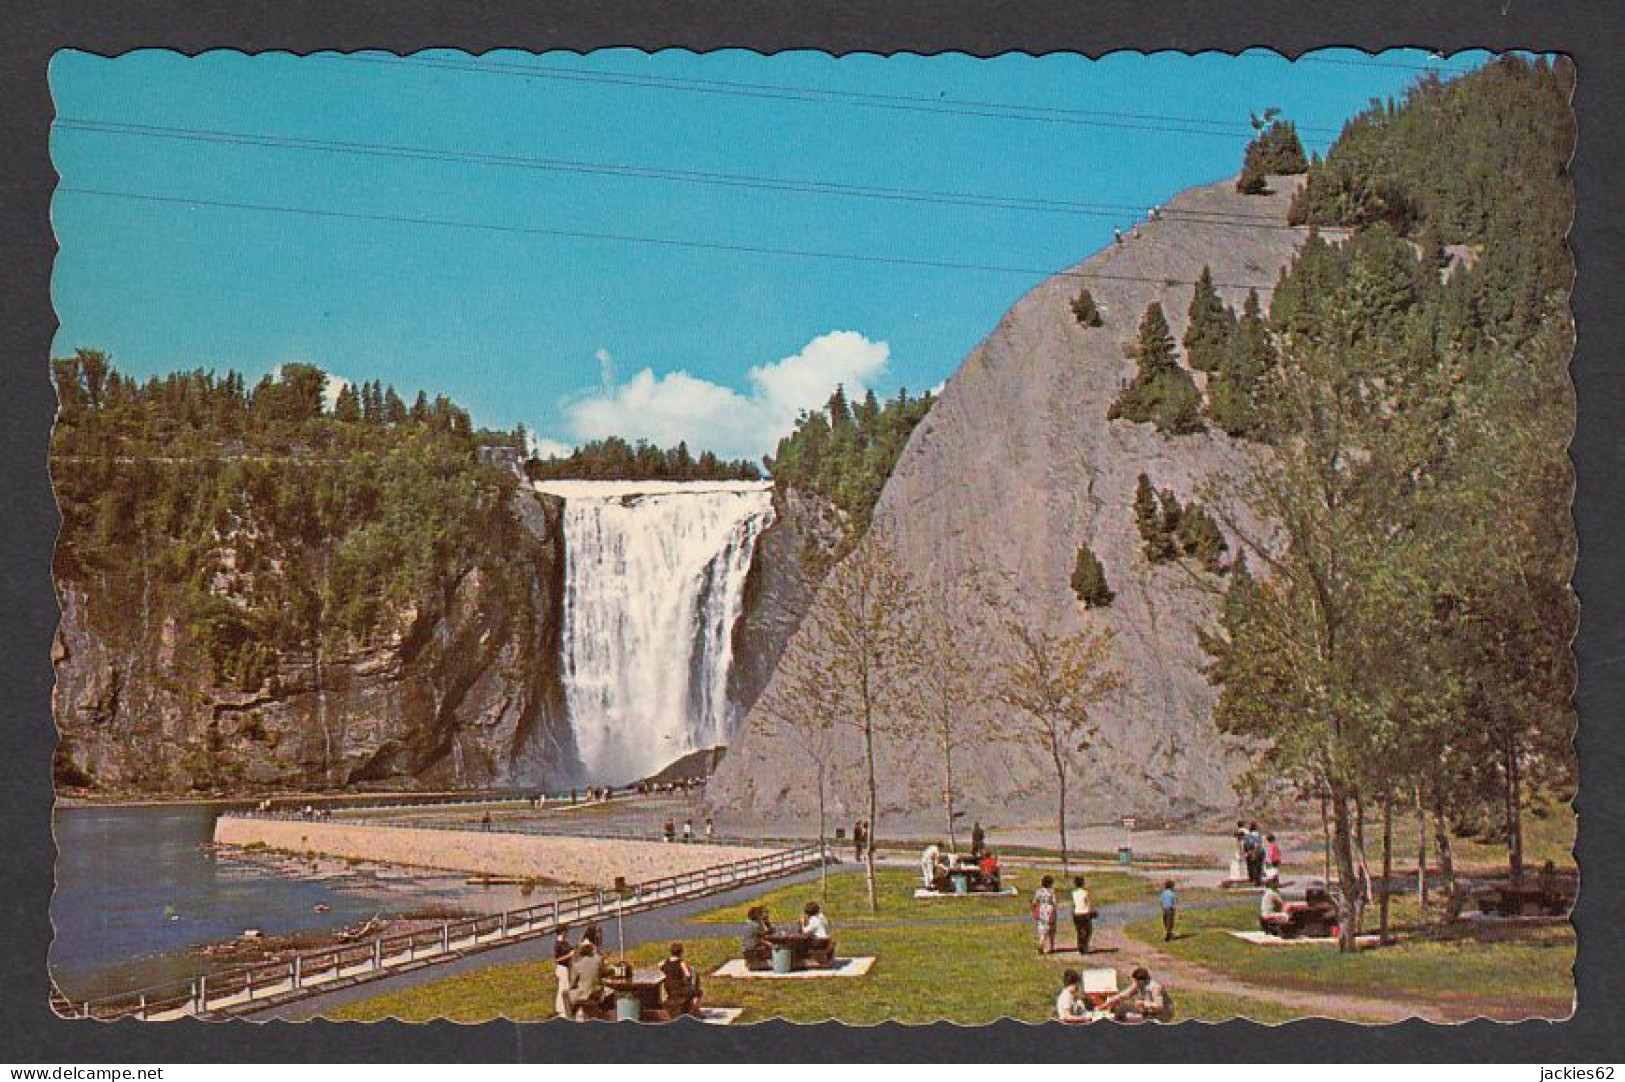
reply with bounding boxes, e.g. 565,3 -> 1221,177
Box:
920,844 -> 942,890
1071,875 -> 1095,955
853,820 -> 867,861
663,817 -> 676,844
552,925 -> 576,1018
481,811 -> 492,833
1247,821 -> 1266,885
1032,875 -> 1059,954
971,820 -> 986,858
1264,833 -> 1283,886
1159,880 -> 1179,942
682,818 -> 694,844
705,816 -> 715,843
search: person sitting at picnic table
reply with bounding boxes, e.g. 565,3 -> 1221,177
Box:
552,924 -> 577,1018
920,844 -> 943,890
979,849 -> 1001,889
660,942 -> 702,1017
1056,968 -> 1089,1023
801,901 -> 835,967
566,939 -> 608,1019
741,905 -> 775,970
1033,876 -> 1059,954
1102,966 -> 1173,1022
1258,884 -> 1289,934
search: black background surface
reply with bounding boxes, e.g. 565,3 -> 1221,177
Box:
2,0 -> 1620,1062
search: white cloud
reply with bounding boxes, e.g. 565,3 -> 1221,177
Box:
558,331 -> 890,462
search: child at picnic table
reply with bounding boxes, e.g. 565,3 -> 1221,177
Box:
1032,876 -> 1059,954
1055,969 -> 1089,1023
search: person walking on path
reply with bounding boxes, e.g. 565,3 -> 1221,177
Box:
1071,875 -> 1095,955
853,820 -> 868,861
1033,875 -> 1059,954
971,820 -> 986,857
682,818 -> 694,844
1159,880 -> 1179,942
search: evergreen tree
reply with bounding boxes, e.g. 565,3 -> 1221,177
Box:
1177,503 -> 1228,572
1070,287 -> 1104,327
1070,543 -> 1114,607
1108,303 -> 1205,435
1183,266 -> 1237,372
334,383 -> 362,424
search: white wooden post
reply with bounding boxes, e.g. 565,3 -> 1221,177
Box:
292,955 -> 302,989
441,922 -> 450,953
373,939 -> 383,970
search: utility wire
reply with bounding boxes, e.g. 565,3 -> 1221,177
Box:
56,185 -> 1284,292
55,117 -> 1299,229
338,54 -> 1345,140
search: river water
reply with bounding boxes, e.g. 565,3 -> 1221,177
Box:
50,803 -> 545,1002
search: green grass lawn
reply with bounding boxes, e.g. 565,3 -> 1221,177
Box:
693,865 -> 1147,927
1123,900 -> 1574,1016
326,867 -> 1299,1025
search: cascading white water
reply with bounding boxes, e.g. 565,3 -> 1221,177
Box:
533,479 -> 776,784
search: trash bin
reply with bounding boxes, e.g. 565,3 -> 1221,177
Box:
1117,845 -> 1133,866
951,872 -> 969,895
771,944 -> 795,974
615,992 -> 642,1022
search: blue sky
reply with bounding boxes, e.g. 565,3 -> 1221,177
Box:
49,48 -> 1491,460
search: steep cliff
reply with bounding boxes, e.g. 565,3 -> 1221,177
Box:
711,174 -> 1318,827
53,487 -> 576,795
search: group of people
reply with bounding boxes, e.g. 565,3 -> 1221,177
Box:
1056,966 -> 1173,1024
1235,821 -> 1283,887
741,902 -> 834,970
551,923 -> 703,1020
1032,876 -> 1181,954
919,842 -> 1003,894
662,816 -> 715,844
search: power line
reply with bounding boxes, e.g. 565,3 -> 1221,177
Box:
56,185 -> 1284,292
338,54 -> 1344,140
55,117 -> 1298,229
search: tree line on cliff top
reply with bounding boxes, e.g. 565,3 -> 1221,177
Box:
1202,55 -> 1575,947
765,58 -> 1575,944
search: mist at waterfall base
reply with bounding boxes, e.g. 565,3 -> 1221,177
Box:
534,480 -> 776,786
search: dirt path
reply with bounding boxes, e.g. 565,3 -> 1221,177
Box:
1087,923 -> 1452,1024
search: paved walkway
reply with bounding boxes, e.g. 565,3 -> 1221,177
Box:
252,866 -> 827,1020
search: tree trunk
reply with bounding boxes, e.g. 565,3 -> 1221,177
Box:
944,735 -> 958,854
863,716 -> 879,914
1379,790 -> 1394,943
1506,740 -> 1524,888
1056,755 -> 1070,876
1432,787 -> 1457,916
817,765 -> 829,900
1416,782 -> 1428,907
1328,775 -> 1363,953
1320,785 -> 1333,884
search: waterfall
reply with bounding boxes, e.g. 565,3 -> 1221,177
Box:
534,479 -> 776,784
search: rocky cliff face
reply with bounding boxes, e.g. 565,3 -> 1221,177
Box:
724,486 -> 845,726
53,489 -> 576,795
710,175 -> 1314,828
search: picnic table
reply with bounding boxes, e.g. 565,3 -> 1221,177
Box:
765,931 -> 837,971
602,968 -> 667,1021
1260,900 -> 1339,939
1474,881 -> 1573,917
